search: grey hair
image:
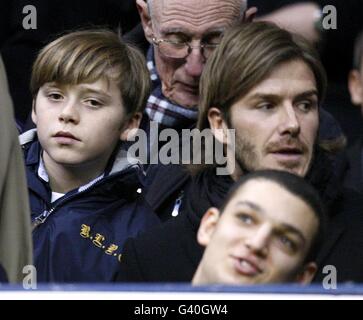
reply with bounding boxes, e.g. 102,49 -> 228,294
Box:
148,0 -> 248,20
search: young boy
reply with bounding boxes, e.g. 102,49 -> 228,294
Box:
19,29 -> 159,282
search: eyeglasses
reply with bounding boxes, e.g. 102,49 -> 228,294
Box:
152,37 -> 220,59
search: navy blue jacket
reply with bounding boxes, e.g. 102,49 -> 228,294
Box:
20,130 -> 160,283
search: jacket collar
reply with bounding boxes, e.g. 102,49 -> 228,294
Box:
19,129 -> 144,177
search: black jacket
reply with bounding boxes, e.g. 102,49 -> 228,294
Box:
343,138 -> 363,193
0,264 -> 7,283
115,148 -> 363,283
314,189 -> 363,283
115,165 -> 234,282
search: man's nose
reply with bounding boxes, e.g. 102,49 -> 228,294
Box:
278,104 -> 300,136
184,47 -> 205,78
245,224 -> 271,257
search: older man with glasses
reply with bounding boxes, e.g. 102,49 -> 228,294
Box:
134,0 -> 250,130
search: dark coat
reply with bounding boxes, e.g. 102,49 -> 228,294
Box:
114,165 -> 234,283
115,148 -> 363,283
21,130 -> 160,283
314,189 -> 363,283
0,264 -> 8,283
343,138 -> 363,193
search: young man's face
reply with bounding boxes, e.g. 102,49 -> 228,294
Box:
221,59 -> 319,177
194,179 -> 318,285
144,0 -> 241,108
32,79 -> 127,170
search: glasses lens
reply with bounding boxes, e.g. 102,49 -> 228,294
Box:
203,45 -> 219,59
158,42 -> 188,59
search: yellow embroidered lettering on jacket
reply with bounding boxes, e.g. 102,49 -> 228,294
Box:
105,244 -> 119,255
79,225 -> 122,261
93,233 -> 105,248
80,224 -> 91,238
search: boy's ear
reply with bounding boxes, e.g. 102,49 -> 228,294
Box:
197,208 -> 220,247
207,107 -> 229,145
120,112 -> 142,141
136,0 -> 154,43
348,69 -> 363,106
295,262 -> 317,284
31,99 -> 37,125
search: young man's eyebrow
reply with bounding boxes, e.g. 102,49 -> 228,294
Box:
234,200 -> 265,214
234,201 -> 308,245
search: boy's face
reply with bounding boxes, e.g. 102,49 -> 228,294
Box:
194,179 -> 318,285
32,79 -> 129,169
348,64 -> 363,116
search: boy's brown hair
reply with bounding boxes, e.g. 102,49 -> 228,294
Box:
31,29 -> 151,116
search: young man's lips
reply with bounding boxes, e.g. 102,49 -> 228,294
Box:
232,256 -> 262,277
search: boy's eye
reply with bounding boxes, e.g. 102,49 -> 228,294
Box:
256,102 -> 275,111
47,93 -> 63,101
85,99 -> 103,108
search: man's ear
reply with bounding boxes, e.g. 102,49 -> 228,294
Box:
197,207 -> 220,247
243,7 -> 258,22
120,112 -> 142,141
136,0 -> 154,43
295,262 -> 317,284
348,69 -> 363,106
31,99 -> 37,125
207,107 -> 229,145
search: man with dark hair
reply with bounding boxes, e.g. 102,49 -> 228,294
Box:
193,170 -> 326,285
115,22 -> 358,283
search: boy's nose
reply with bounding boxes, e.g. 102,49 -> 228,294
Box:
58,102 -> 80,124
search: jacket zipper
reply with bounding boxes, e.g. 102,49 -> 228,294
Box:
31,166 -> 140,231
171,190 -> 184,217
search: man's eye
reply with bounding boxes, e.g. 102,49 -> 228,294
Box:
237,213 -> 254,225
278,235 -> 296,251
204,34 -> 223,46
165,34 -> 188,44
296,100 -> 316,112
257,103 -> 275,111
